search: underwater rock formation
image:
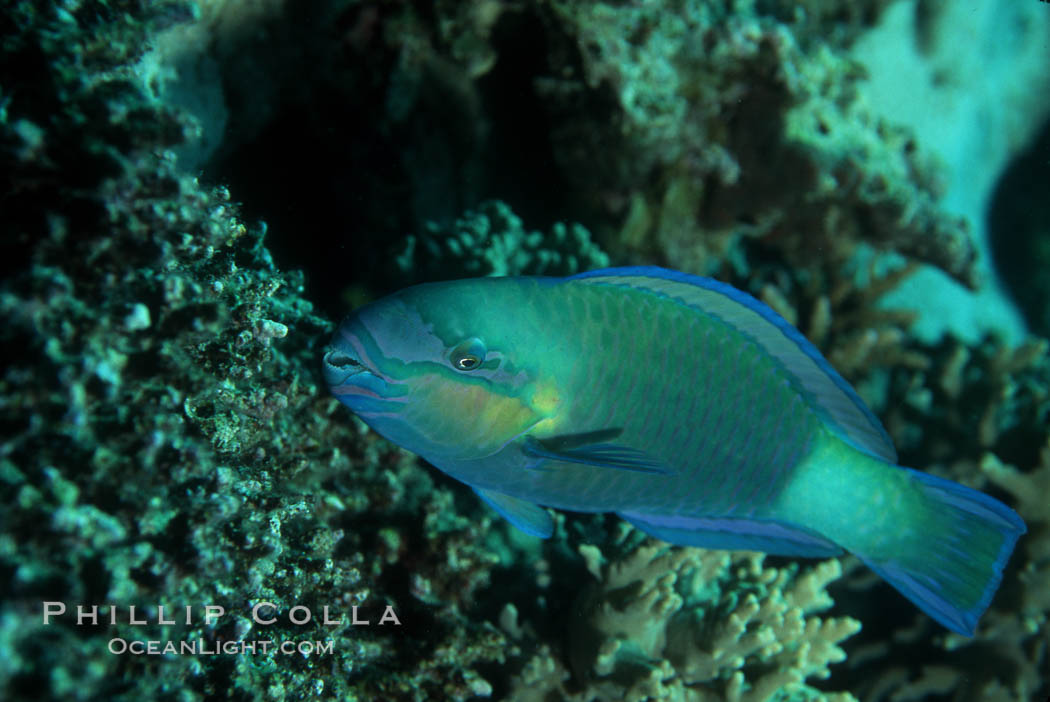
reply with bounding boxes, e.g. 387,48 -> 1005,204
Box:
519,0 -> 979,301
851,0 -> 1050,344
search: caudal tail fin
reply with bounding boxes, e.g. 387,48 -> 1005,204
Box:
859,468 -> 1026,636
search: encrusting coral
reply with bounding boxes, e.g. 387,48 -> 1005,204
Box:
0,3 -> 516,699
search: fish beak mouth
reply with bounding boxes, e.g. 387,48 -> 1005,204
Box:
323,342 -> 404,411
322,346 -> 373,387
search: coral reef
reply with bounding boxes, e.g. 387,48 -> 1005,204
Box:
0,3 -> 512,700
537,0 -> 976,293
0,118 -> 510,702
158,0 -> 988,315
2,0 -> 1048,701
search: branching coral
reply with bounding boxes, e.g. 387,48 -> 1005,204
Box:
508,529 -> 859,702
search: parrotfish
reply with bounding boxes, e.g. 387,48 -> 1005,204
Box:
322,267 -> 1025,635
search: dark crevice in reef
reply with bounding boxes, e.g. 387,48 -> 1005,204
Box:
989,115 -> 1050,338
203,3 -> 577,319
474,8 -> 578,231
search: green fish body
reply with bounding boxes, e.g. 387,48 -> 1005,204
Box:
323,267 -> 1025,635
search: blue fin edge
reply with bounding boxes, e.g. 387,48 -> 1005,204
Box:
901,468 -> 1025,635
620,511 -> 844,558
858,469 -> 1025,636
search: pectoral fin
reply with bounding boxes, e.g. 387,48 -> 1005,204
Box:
522,429 -> 670,474
473,487 -> 554,538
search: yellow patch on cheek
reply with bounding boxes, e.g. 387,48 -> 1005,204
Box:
525,381 -> 564,436
531,383 -> 562,416
444,383 -> 529,430
436,379 -> 566,453
481,395 -> 533,431
462,390 -> 541,455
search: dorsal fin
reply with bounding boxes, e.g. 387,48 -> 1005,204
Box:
569,266 -> 897,463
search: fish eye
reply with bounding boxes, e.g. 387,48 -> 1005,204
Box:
455,355 -> 480,371
450,338 -> 486,372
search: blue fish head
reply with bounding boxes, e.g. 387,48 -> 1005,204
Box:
323,284 -> 547,463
